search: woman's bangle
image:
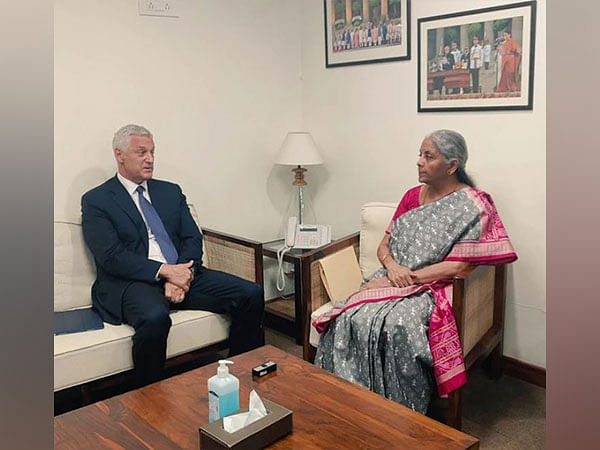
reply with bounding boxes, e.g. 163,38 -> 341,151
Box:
381,253 -> 392,264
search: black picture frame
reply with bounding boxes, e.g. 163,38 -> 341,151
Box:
417,1 -> 536,112
324,0 -> 411,68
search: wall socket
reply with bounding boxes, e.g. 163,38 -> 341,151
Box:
138,0 -> 178,18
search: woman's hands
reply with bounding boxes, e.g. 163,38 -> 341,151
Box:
385,260 -> 416,288
360,265 -> 419,291
377,235 -> 415,288
376,235 -> 419,288
360,276 -> 393,290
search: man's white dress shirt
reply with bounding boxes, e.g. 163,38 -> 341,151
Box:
117,173 -> 166,279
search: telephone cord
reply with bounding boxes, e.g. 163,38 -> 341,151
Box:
276,245 -> 292,292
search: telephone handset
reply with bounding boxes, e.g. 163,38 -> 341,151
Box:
276,217 -> 332,292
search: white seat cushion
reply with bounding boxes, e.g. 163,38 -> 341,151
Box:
54,310 -> 230,391
359,202 -> 396,279
309,302 -> 334,348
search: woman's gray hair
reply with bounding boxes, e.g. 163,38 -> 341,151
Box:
112,124 -> 153,151
426,129 -> 468,169
426,129 -> 475,187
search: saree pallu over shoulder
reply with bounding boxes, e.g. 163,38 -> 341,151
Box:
313,187 -> 517,398
445,189 -> 518,265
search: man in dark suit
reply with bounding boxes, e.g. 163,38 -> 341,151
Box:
81,124 -> 264,385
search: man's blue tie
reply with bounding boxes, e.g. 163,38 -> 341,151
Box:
136,186 -> 179,264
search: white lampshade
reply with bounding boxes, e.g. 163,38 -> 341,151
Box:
275,132 -> 324,166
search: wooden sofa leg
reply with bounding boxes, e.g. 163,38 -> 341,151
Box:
485,342 -> 504,380
446,389 -> 462,430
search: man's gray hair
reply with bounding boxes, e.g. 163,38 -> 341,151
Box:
426,129 -> 468,169
112,124 -> 153,151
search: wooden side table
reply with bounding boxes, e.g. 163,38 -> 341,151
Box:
262,234 -> 360,345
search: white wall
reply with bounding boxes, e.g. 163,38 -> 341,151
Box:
55,0 -> 303,240
300,0 -> 546,367
55,0 -> 546,368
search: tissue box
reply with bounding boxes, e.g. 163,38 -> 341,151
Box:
199,399 -> 292,449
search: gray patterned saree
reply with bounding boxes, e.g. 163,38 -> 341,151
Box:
314,187 -> 517,413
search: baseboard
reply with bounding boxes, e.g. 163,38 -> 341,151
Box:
503,356 -> 546,388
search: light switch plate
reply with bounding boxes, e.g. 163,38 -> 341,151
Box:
139,0 -> 179,18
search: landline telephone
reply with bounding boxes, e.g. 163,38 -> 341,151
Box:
285,217 -> 331,249
276,217 -> 332,292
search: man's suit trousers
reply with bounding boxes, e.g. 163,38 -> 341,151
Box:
121,267 -> 264,384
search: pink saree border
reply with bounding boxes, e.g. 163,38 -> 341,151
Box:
312,281 -> 467,397
446,240 -> 514,258
429,283 -> 467,396
312,280 -> 467,397
312,284 -> 427,334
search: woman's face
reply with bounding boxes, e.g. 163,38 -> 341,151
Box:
417,138 -> 452,185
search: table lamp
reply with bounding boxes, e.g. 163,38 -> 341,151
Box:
275,132 -> 324,224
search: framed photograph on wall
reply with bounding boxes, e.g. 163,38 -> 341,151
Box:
324,0 -> 410,68
418,1 -> 536,112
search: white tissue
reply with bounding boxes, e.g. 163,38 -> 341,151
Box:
223,390 -> 268,433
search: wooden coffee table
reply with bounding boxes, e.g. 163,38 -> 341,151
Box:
54,345 -> 479,449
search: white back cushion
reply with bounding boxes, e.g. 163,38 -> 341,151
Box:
54,219 -> 95,311
359,202 -> 396,279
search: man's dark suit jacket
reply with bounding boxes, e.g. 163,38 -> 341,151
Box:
81,176 -> 203,325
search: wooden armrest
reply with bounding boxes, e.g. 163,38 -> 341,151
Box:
201,227 -> 263,287
201,227 -> 262,248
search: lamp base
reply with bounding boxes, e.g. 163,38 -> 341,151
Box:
292,166 -> 307,187
282,185 -> 316,227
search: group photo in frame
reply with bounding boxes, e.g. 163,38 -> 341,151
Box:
324,0 -> 410,68
418,1 -> 536,112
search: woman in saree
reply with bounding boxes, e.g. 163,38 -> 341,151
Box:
314,130 -> 517,414
497,31 -> 522,92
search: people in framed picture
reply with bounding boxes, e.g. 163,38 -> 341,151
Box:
482,39 -> 492,70
469,35 -> 483,94
450,42 -> 461,68
497,30 -> 522,92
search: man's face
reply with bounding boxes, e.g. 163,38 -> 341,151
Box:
114,135 -> 155,184
451,43 -> 458,51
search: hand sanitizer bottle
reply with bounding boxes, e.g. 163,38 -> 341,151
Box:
208,360 -> 240,423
